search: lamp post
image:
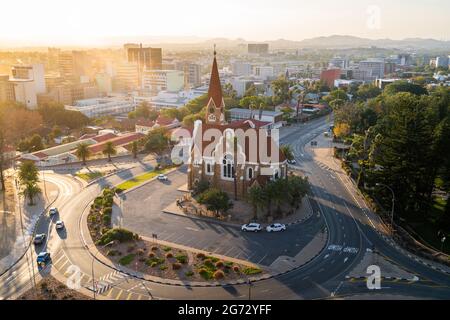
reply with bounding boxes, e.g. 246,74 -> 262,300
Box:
376,183 -> 395,232
91,241 -> 114,300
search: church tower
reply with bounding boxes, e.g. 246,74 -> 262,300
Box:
205,48 -> 225,125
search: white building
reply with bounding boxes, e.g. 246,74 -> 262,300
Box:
228,108 -> 284,129
230,77 -> 255,97
254,66 -> 274,80
358,59 -> 385,81
232,61 -> 253,76
142,70 -> 184,93
65,97 -> 134,118
133,89 -> 204,110
10,79 -> 37,109
11,64 -> 46,94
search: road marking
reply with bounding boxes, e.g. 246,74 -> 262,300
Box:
115,289 -> 124,300
343,257 -> 349,263
324,254 -> 330,259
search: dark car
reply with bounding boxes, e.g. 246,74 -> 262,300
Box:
36,252 -> 51,267
33,234 -> 46,245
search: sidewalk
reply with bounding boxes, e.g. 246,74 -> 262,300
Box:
0,179 -> 59,275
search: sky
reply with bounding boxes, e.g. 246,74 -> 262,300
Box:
0,0 -> 449,46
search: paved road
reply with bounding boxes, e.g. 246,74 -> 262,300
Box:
1,115 -> 450,300
120,167 -> 324,267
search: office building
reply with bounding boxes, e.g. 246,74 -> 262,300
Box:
142,70 -> 184,93
320,69 -> 341,89
11,64 -> 46,94
114,62 -> 139,92
254,66 -> 274,80
358,59 -> 385,80
232,61 -> 253,76
126,44 -> 162,70
176,62 -> 202,87
65,96 -> 134,118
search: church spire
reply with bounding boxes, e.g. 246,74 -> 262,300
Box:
206,46 -> 225,124
207,45 -> 223,109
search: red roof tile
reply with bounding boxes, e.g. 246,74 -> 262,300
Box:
87,133 -> 145,154
92,133 -> 117,143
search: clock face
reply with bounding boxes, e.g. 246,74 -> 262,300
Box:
208,114 -> 216,122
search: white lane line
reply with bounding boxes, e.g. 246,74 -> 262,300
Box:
344,257 -> 349,263
324,254 -> 330,259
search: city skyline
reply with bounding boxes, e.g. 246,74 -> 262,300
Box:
0,0 -> 449,47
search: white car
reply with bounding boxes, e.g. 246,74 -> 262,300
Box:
287,159 -> 296,165
49,207 -> 58,216
157,174 -> 168,181
241,223 -> 262,232
55,221 -> 65,230
266,223 -> 286,232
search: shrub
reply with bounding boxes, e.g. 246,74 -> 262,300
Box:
115,188 -> 123,194
206,256 -> 219,263
103,207 -> 112,215
148,252 -> 155,258
102,214 -> 111,225
119,254 -> 135,266
215,260 -> 224,268
203,259 -> 213,267
198,268 -> 211,280
162,246 -> 172,252
175,254 -> 188,264
185,271 -> 194,277
196,252 -> 206,260
165,252 -> 173,259
145,257 -> 164,267
97,228 -> 136,245
106,249 -> 120,257
232,266 -> 240,273
159,265 -> 168,271
94,197 -> 103,207
136,249 -> 145,256
172,262 -> 182,270
151,246 -> 158,251
213,270 -> 225,280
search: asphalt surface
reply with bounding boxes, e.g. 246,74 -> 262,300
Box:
1,115 -> 450,300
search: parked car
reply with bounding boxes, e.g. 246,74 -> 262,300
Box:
324,132 -> 330,137
157,174 -> 168,181
266,223 -> 286,232
33,234 -> 46,245
287,159 -> 296,165
310,141 -> 318,146
36,251 -> 51,267
241,223 -> 262,232
55,221 -> 65,230
49,207 -> 58,216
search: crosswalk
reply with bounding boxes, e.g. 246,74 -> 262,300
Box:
51,250 -> 151,300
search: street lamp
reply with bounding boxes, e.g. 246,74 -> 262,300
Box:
376,183 -> 395,231
91,241 -> 114,300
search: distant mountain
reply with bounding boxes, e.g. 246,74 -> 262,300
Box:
282,35 -> 450,50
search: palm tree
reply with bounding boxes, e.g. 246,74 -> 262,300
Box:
22,182 -> 41,206
18,161 -> 39,184
131,141 -> 139,159
102,141 -> 117,162
76,143 -> 91,165
280,145 -> 294,165
247,186 -> 265,220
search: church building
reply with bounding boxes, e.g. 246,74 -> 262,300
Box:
187,50 -> 287,199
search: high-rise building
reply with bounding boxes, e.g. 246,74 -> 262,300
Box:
58,51 -> 90,82
254,66 -> 274,80
248,43 -> 269,55
0,75 -> 15,102
126,44 -> 162,70
436,56 -> 449,68
329,57 -> 349,69
175,62 -> 202,87
114,62 -> 139,92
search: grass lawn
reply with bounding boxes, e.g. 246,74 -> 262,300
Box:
118,253 -> 135,266
116,167 -> 174,191
76,171 -> 104,182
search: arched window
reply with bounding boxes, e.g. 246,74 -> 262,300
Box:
247,167 -> 253,180
273,168 -> 280,180
222,154 -> 234,179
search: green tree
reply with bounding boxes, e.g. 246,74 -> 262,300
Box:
76,143 -> 91,165
144,127 -> 169,154
271,78 -> 290,105
22,182 -> 41,206
384,81 -> 427,96
280,145 -> 294,161
18,161 -> 39,184
287,176 -> 309,211
197,188 -> 233,217
131,141 -> 139,159
102,141 -> 117,162
356,84 -> 382,101
247,185 -> 265,220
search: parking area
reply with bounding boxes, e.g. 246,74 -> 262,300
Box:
118,167 -> 325,267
